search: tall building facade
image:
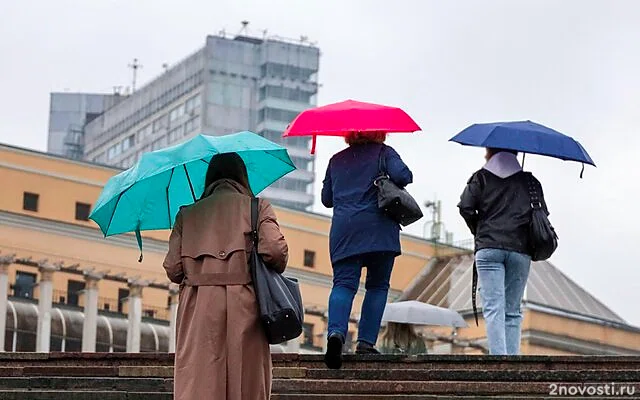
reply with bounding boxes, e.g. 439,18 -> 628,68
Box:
47,93 -> 122,159
81,34 -> 320,210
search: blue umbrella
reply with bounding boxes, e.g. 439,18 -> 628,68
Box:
450,120 -> 595,175
90,131 -> 296,261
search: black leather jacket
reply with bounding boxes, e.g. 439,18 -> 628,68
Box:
458,169 -> 549,256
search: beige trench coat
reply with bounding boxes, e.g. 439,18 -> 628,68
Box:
163,179 -> 288,400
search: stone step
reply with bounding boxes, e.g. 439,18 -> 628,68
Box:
272,380 -> 640,396
1,365 -> 638,383
0,377 -> 173,392
272,396 -> 634,400
2,353 -> 640,371
0,391 -> 172,400
275,368 -> 640,382
273,354 -> 640,371
1,377 -> 637,397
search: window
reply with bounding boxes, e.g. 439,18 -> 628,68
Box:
168,125 -> 184,143
151,137 -> 167,151
67,280 -> 85,306
23,192 -> 39,212
185,95 -> 201,114
302,323 -> 314,346
303,250 -> 315,268
13,271 -> 36,298
75,202 -> 91,221
184,118 -> 198,133
122,135 -> 135,151
169,105 -> 185,122
260,85 -> 314,103
152,118 -> 164,132
260,108 -> 300,123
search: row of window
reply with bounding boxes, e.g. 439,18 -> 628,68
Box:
260,62 -> 317,81
260,130 -> 309,149
258,107 -> 301,123
259,85 -> 315,103
270,177 -> 311,193
92,73 -> 203,151
22,192 -> 91,221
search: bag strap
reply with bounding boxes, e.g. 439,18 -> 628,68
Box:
251,197 -> 259,248
471,259 -> 479,326
526,172 -> 543,210
377,144 -> 388,176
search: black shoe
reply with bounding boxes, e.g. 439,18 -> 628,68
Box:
355,341 -> 380,355
324,332 -> 344,369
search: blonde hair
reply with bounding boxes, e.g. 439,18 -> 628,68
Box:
345,131 -> 387,146
381,322 -> 425,353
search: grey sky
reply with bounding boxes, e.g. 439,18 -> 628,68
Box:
1,0 -> 639,325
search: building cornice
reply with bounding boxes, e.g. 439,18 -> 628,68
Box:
0,160 -> 108,188
0,143 -> 121,173
522,329 -> 640,355
0,210 -> 169,254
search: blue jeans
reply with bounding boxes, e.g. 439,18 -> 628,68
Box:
476,248 -> 531,355
327,252 -> 395,346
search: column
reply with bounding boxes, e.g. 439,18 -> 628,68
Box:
82,271 -> 104,352
0,255 -> 15,352
36,262 -> 59,352
126,279 -> 147,353
168,284 -> 179,353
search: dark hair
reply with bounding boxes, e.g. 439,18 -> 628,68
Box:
345,131 -> 387,145
487,147 -> 518,158
204,152 -> 252,195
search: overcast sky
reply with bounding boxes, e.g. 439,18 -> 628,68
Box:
1,0 -> 639,326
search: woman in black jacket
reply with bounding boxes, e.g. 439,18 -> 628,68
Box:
458,148 -> 549,355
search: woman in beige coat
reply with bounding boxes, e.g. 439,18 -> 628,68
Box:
163,152 -> 289,400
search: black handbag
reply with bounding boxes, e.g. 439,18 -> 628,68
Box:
374,145 -> 423,226
250,197 -> 304,345
526,172 -> 558,261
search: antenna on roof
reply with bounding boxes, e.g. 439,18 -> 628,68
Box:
262,29 -> 268,38
128,58 -> 142,93
239,20 -> 249,35
300,35 -> 308,43
162,63 -> 169,73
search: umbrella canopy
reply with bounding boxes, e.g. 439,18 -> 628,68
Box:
282,99 -> 421,154
449,120 -> 595,168
381,301 -> 468,328
89,132 -> 295,259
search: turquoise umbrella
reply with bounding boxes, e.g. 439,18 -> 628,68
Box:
89,131 -> 296,261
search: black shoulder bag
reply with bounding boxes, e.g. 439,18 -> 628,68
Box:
374,145 -> 423,226
250,197 -> 304,345
526,172 -> 558,261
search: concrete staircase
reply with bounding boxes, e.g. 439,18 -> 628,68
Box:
0,353 -> 638,399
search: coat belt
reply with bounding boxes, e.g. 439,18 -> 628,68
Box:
183,272 -> 252,286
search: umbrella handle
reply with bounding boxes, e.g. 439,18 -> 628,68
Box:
311,135 -> 317,155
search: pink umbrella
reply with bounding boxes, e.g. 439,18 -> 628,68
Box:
282,100 -> 421,154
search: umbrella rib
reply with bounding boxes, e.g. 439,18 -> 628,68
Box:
166,169 -> 175,229
104,191 -> 125,236
183,164 -> 196,201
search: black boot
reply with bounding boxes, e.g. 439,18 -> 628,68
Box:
355,340 -> 380,355
324,332 -> 344,369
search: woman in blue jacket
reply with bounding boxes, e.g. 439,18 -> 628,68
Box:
321,131 -> 413,369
